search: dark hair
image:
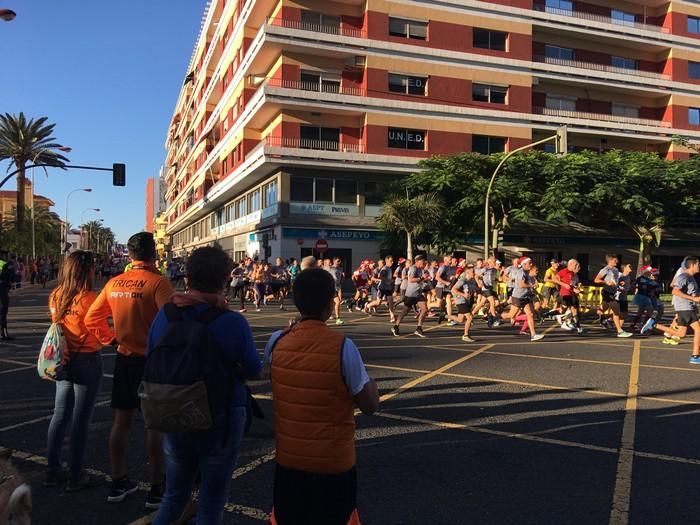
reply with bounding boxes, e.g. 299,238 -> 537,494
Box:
127,232 -> 156,262
685,256 -> 699,268
292,268 -> 335,318
53,251 -> 94,321
186,246 -> 233,293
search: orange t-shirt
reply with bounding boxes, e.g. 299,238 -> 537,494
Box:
49,289 -> 103,353
84,262 -> 174,357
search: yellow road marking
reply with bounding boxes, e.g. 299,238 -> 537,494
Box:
485,350 -> 628,367
379,344 -> 493,403
609,340 -> 641,525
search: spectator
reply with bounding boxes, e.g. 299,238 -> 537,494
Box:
85,232 -> 174,508
0,252 -> 17,340
45,251 -> 104,491
266,268 -> 379,525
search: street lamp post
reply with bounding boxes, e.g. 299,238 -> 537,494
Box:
64,188 -> 92,255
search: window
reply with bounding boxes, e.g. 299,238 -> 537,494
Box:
546,95 -> 577,111
689,16 -> 700,34
365,182 -> 386,206
236,197 -> 246,218
388,128 -> 426,150
472,135 -> 507,154
690,61 -> 700,79
300,11 -> 340,33
544,45 -> 574,61
612,103 -> 639,118
388,73 -> 427,95
263,180 -> 278,207
335,180 -> 357,204
388,17 -> 428,40
611,9 -> 636,27
300,126 -> 340,150
472,83 -> 507,104
315,179 -> 333,202
300,70 -> 340,93
290,177 -> 314,202
247,189 -> 261,212
612,56 -> 637,70
689,108 -> 700,126
473,29 -> 507,51
545,0 -> 573,11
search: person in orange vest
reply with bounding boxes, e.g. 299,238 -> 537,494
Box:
265,268 -> 379,525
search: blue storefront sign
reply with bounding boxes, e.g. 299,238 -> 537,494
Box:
282,228 -> 384,242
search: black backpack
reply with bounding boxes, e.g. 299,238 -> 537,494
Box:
139,304 -> 235,434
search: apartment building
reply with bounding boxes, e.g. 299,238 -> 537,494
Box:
163,0 -> 700,266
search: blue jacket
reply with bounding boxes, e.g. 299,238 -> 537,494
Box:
147,303 -> 262,408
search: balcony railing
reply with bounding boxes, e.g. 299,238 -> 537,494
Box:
265,136 -> 365,153
532,55 -> 669,80
533,106 -> 670,127
533,5 -> 669,34
266,17 -> 367,39
265,77 -> 366,97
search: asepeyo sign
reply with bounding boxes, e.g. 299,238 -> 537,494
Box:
289,202 -> 359,216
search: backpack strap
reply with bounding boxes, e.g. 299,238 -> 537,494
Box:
196,306 -> 228,325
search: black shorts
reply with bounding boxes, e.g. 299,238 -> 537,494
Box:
481,288 -> 494,298
619,300 -> 628,313
435,288 -> 451,300
506,288 -> 514,299
379,287 -> 393,299
677,310 -> 699,327
511,296 -> 532,309
111,354 -> 146,410
542,286 -> 558,299
562,295 -> 579,308
456,303 -> 473,315
404,295 -> 425,308
601,290 -> 617,304
274,464 -> 357,525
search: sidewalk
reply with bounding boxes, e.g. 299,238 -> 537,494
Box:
9,280 -> 57,296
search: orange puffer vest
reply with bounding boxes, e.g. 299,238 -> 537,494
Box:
271,320 -> 356,474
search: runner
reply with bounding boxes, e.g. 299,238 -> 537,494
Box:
542,259 -> 560,310
348,262 -> 370,312
504,257 -> 520,301
229,260 -> 249,313
85,232 -> 175,507
646,257 -> 700,358
270,257 -> 289,310
503,257 -> 545,341
473,257 -> 500,328
435,256 -> 456,325
450,265 -> 478,343
553,258 -> 585,335
594,255 -> 633,338
392,255 -> 429,338
616,263 -> 633,327
366,257 -> 395,320
324,257 -> 345,325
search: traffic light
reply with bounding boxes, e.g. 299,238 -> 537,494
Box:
112,163 -> 126,186
555,126 -> 568,155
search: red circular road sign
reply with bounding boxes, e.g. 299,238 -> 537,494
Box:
315,239 -> 328,253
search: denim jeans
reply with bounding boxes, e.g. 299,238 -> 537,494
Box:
154,406 -> 247,525
46,352 -> 103,476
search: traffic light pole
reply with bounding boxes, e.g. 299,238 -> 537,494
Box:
0,163 -> 126,189
483,127 -> 567,259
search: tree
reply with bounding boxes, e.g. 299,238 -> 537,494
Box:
378,193 -> 445,261
1,205 -> 61,256
80,220 -> 115,253
0,113 -> 68,231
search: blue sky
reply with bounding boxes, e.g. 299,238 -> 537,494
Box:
0,0 -> 207,242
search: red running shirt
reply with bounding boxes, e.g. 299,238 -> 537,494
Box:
557,269 -> 579,297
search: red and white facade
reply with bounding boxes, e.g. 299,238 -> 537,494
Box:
163,0 -> 700,265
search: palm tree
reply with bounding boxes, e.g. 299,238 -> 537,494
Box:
378,193 -> 445,261
1,205 -> 61,256
0,113 -> 69,231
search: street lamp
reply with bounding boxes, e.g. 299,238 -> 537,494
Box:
0,9 -> 16,21
64,188 -> 92,255
81,207 -> 100,224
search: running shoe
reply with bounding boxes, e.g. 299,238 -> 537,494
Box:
487,317 -> 494,328
107,477 -> 138,503
391,325 -> 400,337
335,319 -> 344,326
554,314 -> 563,325
617,331 -> 633,338
255,308 -> 261,312
279,305 -> 285,311
689,355 -> 700,365
577,327 -> 585,335
663,337 -> 680,345
347,304 -> 353,313
530,334 -> 544,342
461,335 -> 475,343
427,312 -> 436,318
238,308 -> 247,313
561,322 -> 575,331
414,327 -> 426,338
447,320 -> 458,327
492,320 -> 501,327
604,319 -> 616,331
640,318 -> 656,335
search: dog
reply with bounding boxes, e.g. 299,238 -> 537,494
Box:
0,448 -> 31,525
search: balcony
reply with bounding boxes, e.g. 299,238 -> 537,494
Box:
532,55 -> 669,81
533,106 -> 670,128
266,17 -> 367,39
265,77 -> 366,97
265,136 -> 365,153
533,5 -> 669,34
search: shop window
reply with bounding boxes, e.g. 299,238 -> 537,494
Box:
473,135 -> 506,154
335,180 -> 357,204
473,29 -> 507,51
290,177 -> 314,202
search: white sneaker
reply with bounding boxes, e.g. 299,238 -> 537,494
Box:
555,314 -> 563,325
561,322 -> 575,331
617,331 -> 633,338
530,334 -> 544,342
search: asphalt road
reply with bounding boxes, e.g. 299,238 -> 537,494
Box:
1,286 -> 699,525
